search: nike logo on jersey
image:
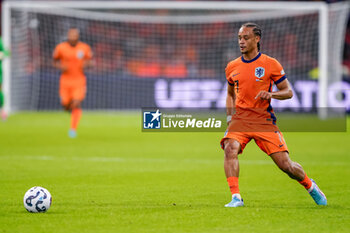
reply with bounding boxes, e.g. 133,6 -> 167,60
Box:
231,73 -> 240,78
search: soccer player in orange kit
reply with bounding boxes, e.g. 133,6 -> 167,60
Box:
53,28 -> 92,138
221,23 -> 327,207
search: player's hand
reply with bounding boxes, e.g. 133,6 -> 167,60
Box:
0,52 -> 4,60
227,115 -> 232,126
60,64 -> 68,72
255,91 -> 272,100
83,60 -> 93,69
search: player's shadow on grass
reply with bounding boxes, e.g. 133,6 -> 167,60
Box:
16,210 -> 66,215
245,203 -> 347,210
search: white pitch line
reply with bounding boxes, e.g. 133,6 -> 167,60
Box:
0,155 -> 348,166
0,155 -> 266,164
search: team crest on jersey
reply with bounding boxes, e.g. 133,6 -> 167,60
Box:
77,50 -> 84,59
255,67 -> 265,79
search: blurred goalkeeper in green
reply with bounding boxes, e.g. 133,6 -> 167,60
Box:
0,36 -> 10,121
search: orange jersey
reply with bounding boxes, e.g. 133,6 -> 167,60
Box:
53,41 -> 92,86
225,53 -> 286,124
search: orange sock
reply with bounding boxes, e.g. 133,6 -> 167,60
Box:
71,108 -> 82,130
298,173 -> 312,190
227,176 -> 239,195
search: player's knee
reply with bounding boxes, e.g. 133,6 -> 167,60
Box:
62,104 -> 70,111
224,142 -> 239,159
71,101 -> 81,109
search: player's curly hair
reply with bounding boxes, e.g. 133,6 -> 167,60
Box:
241,22 -> 262,51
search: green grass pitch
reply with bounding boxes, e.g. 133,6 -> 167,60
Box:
0,112 -> 349,233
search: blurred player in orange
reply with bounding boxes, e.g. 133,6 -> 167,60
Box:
53,28 -> 92,138
221,23 -> 327,207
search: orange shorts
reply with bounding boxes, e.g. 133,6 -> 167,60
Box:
59,84 -> 86,106
220,120 -> 288,155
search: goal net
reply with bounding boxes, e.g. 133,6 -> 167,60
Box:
2,1 -> 349,112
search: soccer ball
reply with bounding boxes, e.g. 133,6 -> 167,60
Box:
23,186 -> 52,213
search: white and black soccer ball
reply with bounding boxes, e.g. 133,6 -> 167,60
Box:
23,186 -> 52,213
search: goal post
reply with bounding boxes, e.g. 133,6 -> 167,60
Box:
1,1 -> 12,115
2,1 -> 349,114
